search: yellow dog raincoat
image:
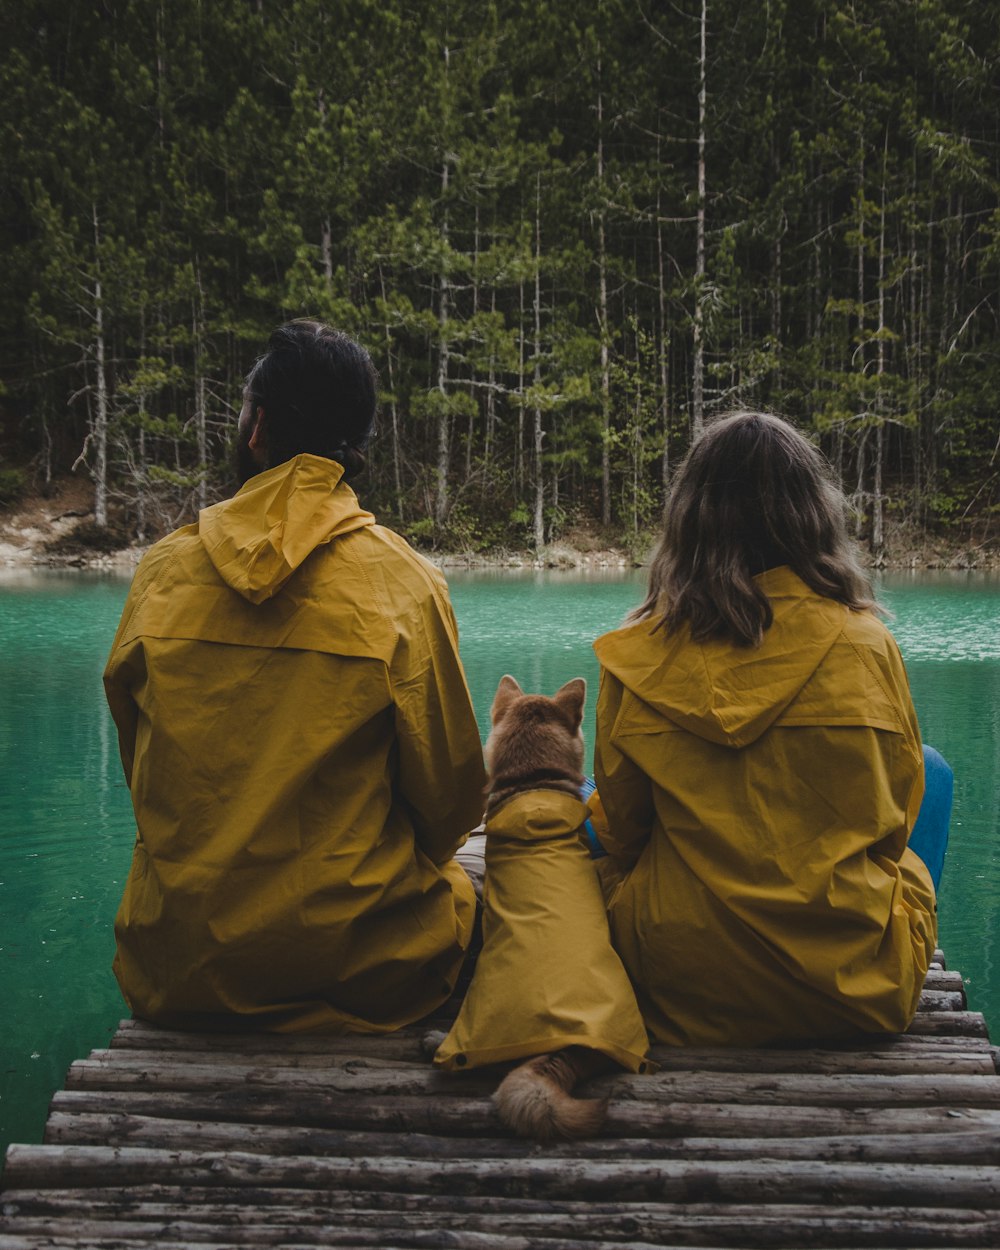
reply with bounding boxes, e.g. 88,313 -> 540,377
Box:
435,790 -> 651,1072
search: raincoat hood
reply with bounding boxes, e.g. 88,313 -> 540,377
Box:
594,566 -> 848,748
199,454 -> 375,603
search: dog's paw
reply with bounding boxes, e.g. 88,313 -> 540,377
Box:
421,1029 -> 448,1059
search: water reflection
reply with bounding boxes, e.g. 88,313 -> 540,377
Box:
0,565 -> 997,1161
0,571 -> 134,1161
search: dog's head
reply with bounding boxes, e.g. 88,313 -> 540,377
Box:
485,675 -> 586,800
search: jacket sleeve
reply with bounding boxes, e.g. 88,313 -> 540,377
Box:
594,667 -> 655,870
391,587 -> 486,865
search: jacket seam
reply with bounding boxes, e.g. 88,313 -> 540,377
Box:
118,543 -> 186,648
844,633 -> 906,735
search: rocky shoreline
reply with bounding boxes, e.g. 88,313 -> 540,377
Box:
1,480 -> 997,575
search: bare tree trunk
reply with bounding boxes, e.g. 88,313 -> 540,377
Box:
857,137 -> 866,348
320,220 -> 333,289
315,89 -> 333,291
92,203 -> 108,528
854,133 -> 867,535
134,308 -> 148,541
692,0 -> 707,438
378,266 -> 403,516
597,80 -> 612,525
156,3 -> 166,146
769,121 -> 783,390
633,326 -> 642,538
872,132 -> 888,563
533,175 -> 544,552
193,266 -> 208,512
485,284 -> 497,464
517,275 -> 525,493
909,145 -> 922,515
434,154 -> 451,526
467,208 -> 480,480
657,147 -> 670,494
40,412 -> 53,492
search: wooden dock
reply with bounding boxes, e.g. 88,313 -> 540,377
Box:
3,949 -> 1000,1248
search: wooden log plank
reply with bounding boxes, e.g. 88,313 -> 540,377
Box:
47,1088 -> 1000,1140
0,1222 -> 993,1250
48,1088 -> 501,1137
6,1186 -> 1000,1223
905,1012 -> 989,1037
107,973 -> 966,1051
834,1034 -> 993,1050
1,1237 -> 428,1250
38,1113 -> 527,1159
0,1209 -> 992,1250
918,988 -> 966,1012
922,968 -> 967,993
6,1145 -> 1000,1209
92,1048 -> 436,1073
93,1043 -> 997,1076
0,1225 -> 669,1250
39,1110 -> 1000,1166
7,1187 -> 1000,1246
107,1027 -> 995,1071
65,1055 -> 496,1097
643,1048 -> 995,1075
63,1055 -> 1000,1107
110,1027 -> 430,1061
0,1237 -> 655,1250
588,1069 -> 1000,1108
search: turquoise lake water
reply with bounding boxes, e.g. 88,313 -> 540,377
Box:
0,566 -> 998,1160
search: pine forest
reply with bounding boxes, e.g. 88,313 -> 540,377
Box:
2,0 -> 999,557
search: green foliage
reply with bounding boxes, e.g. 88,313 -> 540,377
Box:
1,0 -> 998,550
0,467 -> 27,506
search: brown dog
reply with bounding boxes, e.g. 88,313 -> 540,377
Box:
434,675 -> 651,1142
488,675 -> 609,1140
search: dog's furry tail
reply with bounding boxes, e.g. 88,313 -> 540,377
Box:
492,1048 -> 608,1142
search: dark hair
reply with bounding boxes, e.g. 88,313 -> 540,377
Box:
632,410 -> 877,647
245,320 -> 377,478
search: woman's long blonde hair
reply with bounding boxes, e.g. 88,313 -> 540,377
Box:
632,411 -> 877,647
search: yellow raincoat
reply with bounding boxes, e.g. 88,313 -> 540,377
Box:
593,566 -> 937,1047
106,454 -> 485,1032
435,790 -> 651,1073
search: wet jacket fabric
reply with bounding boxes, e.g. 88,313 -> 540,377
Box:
435,790 -> 651,1072
592,566 -> 937,1048
106,454 -> 485,1033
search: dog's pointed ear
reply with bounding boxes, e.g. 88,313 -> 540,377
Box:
553,677 -> 586,731
491,674 -> 523,725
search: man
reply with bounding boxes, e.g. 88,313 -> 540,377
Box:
105,321 -> 486,1032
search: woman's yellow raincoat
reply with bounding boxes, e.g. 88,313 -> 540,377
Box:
105,454 -> 485,1032
435,790 -> 651,1073
593,566 -> 937,1047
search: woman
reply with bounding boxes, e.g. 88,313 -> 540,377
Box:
592,411 -> 949,1047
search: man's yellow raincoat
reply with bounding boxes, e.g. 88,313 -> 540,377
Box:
434,791 -> 651,1073
105,454 -> 486,1032
593,566 -> 937,1047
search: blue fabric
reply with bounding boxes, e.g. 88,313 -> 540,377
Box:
908,745 -> 953,890
579,776 -> 607,859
